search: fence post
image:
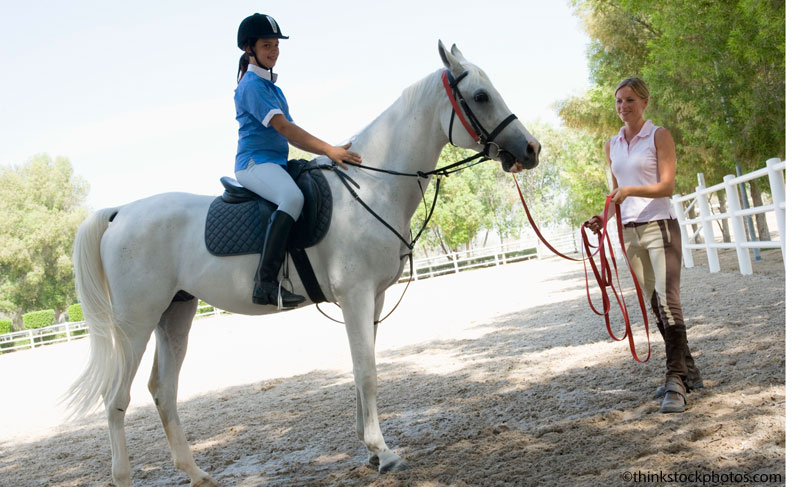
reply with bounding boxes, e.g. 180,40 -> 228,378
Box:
453,251 -> 460,273
672,195 -> 694,268
695,177 -> 720,273
766,158 -> 786,264
723,174 -> 753,275
28,329 -> 36,349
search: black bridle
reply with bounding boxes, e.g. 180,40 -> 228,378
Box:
315,69 -> 521,323
441,69 -> 519,152
330,69 -> 521,248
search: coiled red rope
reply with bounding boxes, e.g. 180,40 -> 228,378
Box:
513,175 -> 651,362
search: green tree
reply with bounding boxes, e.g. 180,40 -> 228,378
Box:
411,122 -> 609,252
0,155 -> 88,329
560,0 -> 784,238
513,122 -> 608,229
411,145 -> 492,254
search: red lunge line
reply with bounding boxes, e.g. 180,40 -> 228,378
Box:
513,175 -> 651,362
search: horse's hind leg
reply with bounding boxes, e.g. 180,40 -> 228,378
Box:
105,321 -> 157,487
148,297 -> 220,487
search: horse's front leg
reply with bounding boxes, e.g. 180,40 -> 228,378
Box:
341,291 -> 408,473
357,292 -> 384,467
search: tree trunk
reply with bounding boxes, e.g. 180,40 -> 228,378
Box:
717,191 -> 731,243
12,310 -> 23,332
434,228 -> 450,257
749,184 -> 772,241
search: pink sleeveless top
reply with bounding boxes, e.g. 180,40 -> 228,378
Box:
609,120 -> 676,224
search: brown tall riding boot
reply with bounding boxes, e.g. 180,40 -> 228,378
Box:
660,324 -> 689,413
653,313 -> 703,396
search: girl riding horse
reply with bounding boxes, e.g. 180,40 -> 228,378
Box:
235,13 -> 362,307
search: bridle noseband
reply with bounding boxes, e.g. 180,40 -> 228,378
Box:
441,69 -> 518,157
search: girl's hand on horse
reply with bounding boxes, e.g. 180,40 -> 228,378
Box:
327,142 -> 362,170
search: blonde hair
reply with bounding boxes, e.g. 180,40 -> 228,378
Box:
615,77 -> 650,99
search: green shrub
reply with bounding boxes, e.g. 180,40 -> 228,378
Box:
23,310 -> 55,329
23,310 -> 56,344
70,328 -> 88,338
0,319 -> 11,335
0,319 -> 13,351
67,303 -> 84,322
196,301 -> 214,315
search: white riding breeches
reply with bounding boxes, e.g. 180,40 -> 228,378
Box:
235,160 -> 304,221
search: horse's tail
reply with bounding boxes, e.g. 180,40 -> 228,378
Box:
64,206 -> 127,418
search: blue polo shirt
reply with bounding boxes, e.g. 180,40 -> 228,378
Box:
234,65 -> 293,171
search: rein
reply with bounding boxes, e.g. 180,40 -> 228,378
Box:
512,175 -> 651,362
316,68 -> 518,325
318,152 -> 487,325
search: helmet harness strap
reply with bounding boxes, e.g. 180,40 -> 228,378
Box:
247,40 -> 275,81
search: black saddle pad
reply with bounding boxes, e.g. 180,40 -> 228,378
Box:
205,160 -> 333,256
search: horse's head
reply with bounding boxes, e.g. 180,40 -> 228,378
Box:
438,41 -> 540,173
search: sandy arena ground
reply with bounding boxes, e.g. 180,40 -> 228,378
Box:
0,249 -> 786,486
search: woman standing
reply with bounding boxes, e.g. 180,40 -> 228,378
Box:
588,78 -> 703,413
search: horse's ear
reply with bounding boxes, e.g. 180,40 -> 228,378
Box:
438,39 -> 465,75
450,43 -> 465,61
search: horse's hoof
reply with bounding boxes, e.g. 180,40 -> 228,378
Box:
192,476 -> 221,487
379,453 -> 409,474
368,454 -> 380,467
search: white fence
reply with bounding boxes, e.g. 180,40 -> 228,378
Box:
0,321 -> 90,353
400,231 -> 580,282
0,306 -> 222,354
671,158 -> 786,275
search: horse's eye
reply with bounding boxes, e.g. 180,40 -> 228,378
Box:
473,90 -> 490,103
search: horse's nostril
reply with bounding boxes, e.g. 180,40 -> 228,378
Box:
527,141 -> 539,157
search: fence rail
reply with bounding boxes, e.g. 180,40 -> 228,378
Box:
0,307 -> 222,354
671,157 -> 786,275
0,321 -> 89,353
400,231 -> 580,282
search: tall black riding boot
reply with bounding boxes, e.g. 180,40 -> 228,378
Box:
252,210 -> 305,308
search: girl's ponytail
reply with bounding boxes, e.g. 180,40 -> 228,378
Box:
237,52 -> 250,83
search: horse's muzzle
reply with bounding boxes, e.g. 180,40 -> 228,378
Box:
522,140 -> 541,169
501,139 -> 540,172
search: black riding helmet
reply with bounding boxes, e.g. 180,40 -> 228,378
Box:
237,13 -> 289,50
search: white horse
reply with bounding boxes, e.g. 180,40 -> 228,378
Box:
68,41 -> 540,487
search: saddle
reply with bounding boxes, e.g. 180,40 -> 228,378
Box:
204,159 -> 332,302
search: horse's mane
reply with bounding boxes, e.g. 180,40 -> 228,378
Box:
399,70 -> 442,105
